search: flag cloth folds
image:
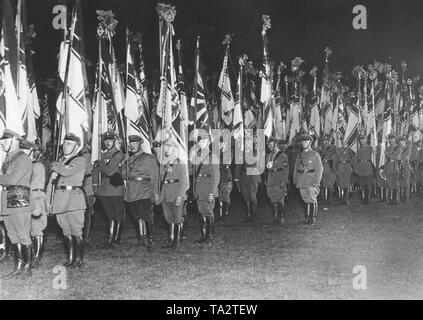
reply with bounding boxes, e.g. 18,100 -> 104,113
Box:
125,42 -> 151,153
344,97 -> 360,152
56,0 -> 89,149
218,48 -> 234,127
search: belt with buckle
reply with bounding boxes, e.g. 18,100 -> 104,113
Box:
197,174 -> 211,178
269,168 -> 284,172
128,177 -> 151,181
1,185 -> 30,192
163,179 -> 179,184
221,165 -> 230,169
31,188 -> 45,192
57,186 -> 83,191
297,170 -> 315,173
338,160 -> 351,164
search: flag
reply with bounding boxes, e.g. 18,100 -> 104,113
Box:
233,74 -> 244,142
56,0 -> 89,149
344,97 -> 360,152
0,0 -> 24,136
125,42 -> 151,153
190,56 -> 210,133
261,68 -> 273,138
289,93 -> 300,143
409,93 -> 419,140
41,94 -> 52,148
218,49 -> 234,127
379,85 -> 393,170
273,90 -> 283,140
309,92 -> 320,144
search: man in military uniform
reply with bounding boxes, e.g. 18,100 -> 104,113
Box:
216,135 -> 232,222
234,134 -> 262,222
409,140 -> 419,195
293,133 -> 323,225
158,139 -> 189,249
119,135 -> 159,248
0,129 -> 33,277
417,141 -> 423,193
398,136 -> 412,203
320,135 -> 337,203
334,136 -> 355,206
80,145 -> 95,243
28,141 -> 48,268
385,134 -> 401,204
94,132 -> 125,245
191,134 -> 219,243
46,133 -> 87,268
354,134 -> 375,204
265,137 -> 289,224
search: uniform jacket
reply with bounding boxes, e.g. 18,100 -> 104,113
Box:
160,159 -> 189,203
385,145 -> 401,174
95,147 -> 125,197
120,151 -> 159,202
321,145 -> 336,174
0,149 -> 32,216
46,155 -> 87,214
81,152 -> 94,197
31,161 -> 47,217
194,154 -> 220,201
334,147 -> 355,174
354,145 -> 374,177
293,148 -> 323,189
266,151 -> 289,187
234,149 -> 263,184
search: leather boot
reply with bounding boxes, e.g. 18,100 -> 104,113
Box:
0,222 -> 7,262
309,203 -> 318,225
162,223 -> 174,248
172,223 -> 181,249
180,219 -> 187,241
145,220 -> 154,248
251,202 -> 257,222
327,188 -> 332,203
278,202 -> 285,225
302,203 -> 310,224
70,235 -> 84,268
22,245 -> 32,277
345,189 -> 350,206
83,209 -> 93,243
63,235 -> 74,267
243,202 -> 251,222
107,220 -> 115,246
222,201 -> 229,222
208,217 -> 215,241
31,236 -> 44,268
6,243 -> 24,277
196,217 -> 207,243
271,203 -> 278,224
137,219 -> 146,246
114,221 -> 122,244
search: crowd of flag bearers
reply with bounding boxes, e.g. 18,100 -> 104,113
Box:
1,1 -> 423,280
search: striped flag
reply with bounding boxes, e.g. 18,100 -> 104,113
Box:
261,69 -> 273,138
379,84 -> 393,170
233,74 -> 244,143
190,56 -> 210,133
309,92 -> 320,144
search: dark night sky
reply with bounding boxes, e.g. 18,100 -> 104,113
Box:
24,0 -> 423,90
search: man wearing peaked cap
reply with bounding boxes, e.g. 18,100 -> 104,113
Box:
334,135 -> 355,206
120,133 -> 158,248
0,128 -> 33,277
293,131 -> 323,225
94,130 -> 125,246
320,133 -> 337,204
385,132 -> 401,204
354,134 -> 374,204
398,135 -> 412,203
266,137 -> 289,225
46,132 -> 87,268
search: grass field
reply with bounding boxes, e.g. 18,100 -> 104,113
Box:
1,189 -> 423,300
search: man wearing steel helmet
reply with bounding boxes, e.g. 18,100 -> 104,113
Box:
0,129 -> 33,277
46,133 -> 87,268
293,133 -> 323,225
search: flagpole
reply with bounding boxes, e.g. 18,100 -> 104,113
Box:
192,34 -> 200,197
16,0 -> 22,100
